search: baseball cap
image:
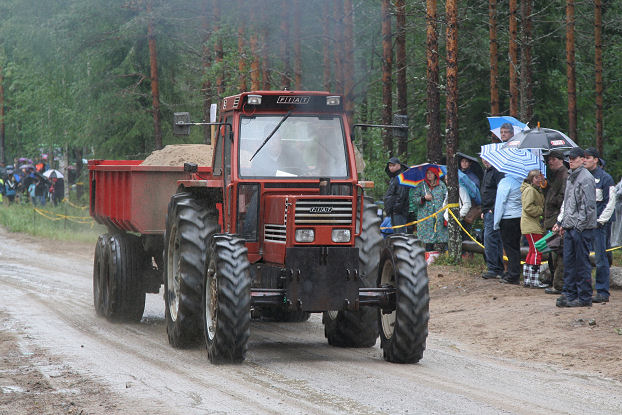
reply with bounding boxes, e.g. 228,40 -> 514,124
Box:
548,150 -> 565,160
584,147 -> 600,159
388,157 -> 402,165
567,147 -> 585,159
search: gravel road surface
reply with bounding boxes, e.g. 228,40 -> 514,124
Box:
1,228 -> 621,414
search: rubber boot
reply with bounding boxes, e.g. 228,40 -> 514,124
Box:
522,264 -> 532,287
532,265 -> 549,288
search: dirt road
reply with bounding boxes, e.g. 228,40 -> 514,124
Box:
1,228 -> 622,414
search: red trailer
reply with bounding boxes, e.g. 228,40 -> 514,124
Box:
89,90 -> 430,365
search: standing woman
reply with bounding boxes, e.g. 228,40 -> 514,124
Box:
409,166 -> 448,251
521,169 -> 548,288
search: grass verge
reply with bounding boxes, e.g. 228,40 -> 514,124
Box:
0,200 -> 105,243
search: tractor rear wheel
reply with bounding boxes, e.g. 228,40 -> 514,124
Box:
378,234 -> 429,363
323,196 -> 381,347
203,234 -> 251,364
164,193 -> 218,347
94,233 -> 147,322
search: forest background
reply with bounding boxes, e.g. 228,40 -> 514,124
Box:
0,0 -> 621,201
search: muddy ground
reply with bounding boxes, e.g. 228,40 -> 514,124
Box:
1,230 -> 621,414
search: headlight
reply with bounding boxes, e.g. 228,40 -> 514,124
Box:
247,94 -> 262,105
331,229 -> 351,243
326,96 -> 341,106
295,229 -> 315,243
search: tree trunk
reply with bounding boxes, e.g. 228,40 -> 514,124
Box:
280,0 -> 291,89
261,2 -> 271,91
508,0 -> 519,118
445,0 -> 460,262
595,0 -> 603,155
426,0 -> 442,163
250,34 -> 260,91
322,0 -> 331,91
201,4 -> 213,145
214,0 -> 224,97
519,0 -> 533,122
147,1 -> 162,150
333,0 -> 345,94
343,0 -> 355,125
566,0 -> 577,142
0,64 -> 5,164
293,0 -> 302,89
238,18 -> 247,92
381,0 -> 393,155
395,0 -> 407,159
489,0 -> 499,116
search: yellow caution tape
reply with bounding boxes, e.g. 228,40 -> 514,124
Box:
63,198 -> 88,210
381,203 -> 460,230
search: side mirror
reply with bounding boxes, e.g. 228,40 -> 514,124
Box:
209,103 -> 218,123
173,112 -> 191,136
392,114 -> 408,141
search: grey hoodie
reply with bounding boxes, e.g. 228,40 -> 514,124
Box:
558,165 -> 597,231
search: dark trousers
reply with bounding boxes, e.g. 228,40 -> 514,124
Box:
483,211 -> 504,275
562,228 -> 594,303
593,224 -> 610,298
392,214 -> 407,234
500,218 -> 521,280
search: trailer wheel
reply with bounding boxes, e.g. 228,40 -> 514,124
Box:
203,234 -> 251,364
378,234 -> 429,363
164,193 -> 218,347
93,234 -> 108,316
95,233 -> 147,322
323,196 -> 381,347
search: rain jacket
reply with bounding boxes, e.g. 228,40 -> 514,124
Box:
493,175 -> 522,231
557,166 -> 597,232
588,166 -> 616,225
520,182 -> 545,235
383,162 -> 409,218
480,165 -> 504,212
543,166 -> 567,229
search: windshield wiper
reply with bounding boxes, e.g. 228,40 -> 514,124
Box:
250,111 -> 292,161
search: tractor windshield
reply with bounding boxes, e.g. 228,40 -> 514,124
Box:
239,115 -> 349,178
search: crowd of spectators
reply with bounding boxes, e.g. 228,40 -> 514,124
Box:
383,122 -> 618,308
0,155 -> 65,206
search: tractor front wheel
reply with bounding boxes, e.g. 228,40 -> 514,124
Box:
378,234 -> 429,363
203,234 -> 251,364
164,193 -> 218,347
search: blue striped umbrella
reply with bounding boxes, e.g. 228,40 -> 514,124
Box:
480,143 -> 546,179
487,116 -> 528,139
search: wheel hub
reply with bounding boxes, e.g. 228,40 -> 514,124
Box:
167,226 -> 181,321
205,262 -> 218,341
380,260 -> 396,339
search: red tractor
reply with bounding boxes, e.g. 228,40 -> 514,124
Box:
89,90 -> 429,364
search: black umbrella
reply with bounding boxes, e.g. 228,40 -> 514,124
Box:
456,152 -> 484,183
504,127 -> 578,151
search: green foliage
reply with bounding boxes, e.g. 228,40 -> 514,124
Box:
0,0 -> 620,184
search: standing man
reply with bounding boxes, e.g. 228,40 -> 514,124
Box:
383,157 -> 409,234
553,147 -> 597,307
543,150 -> 568,295
480,157 -> 505,279
584,147 -> 616,303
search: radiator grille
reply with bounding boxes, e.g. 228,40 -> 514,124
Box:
264,224 -> 286,243
295,199 -> 352,225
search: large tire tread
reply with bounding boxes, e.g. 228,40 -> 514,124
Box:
379,234 -> 429,363
323,196 -> 382,347
164,193 -> 219,348
205,234 -> 251,364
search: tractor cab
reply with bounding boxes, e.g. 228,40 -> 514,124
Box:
208,91 -> 362,268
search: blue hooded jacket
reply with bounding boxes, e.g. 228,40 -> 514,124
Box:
493,175 -> 523,230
